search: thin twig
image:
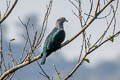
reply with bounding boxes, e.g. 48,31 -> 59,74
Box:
88,31 -> 120,54
53,64 -> 61,80
35,0 -> 53,48
0,53 -> 43,80
61,0 -> 114,48
84,0 -> 93,25
89,2 -> 118,51
19,37 -> 29,63
0,12 -> 7,75
0,0 -> 116,80
94,0 -> 100,15
63,0 -> 115,80
8,42 -> 17,66
64,31 -> 120,80
0,12 -> 3,75
37,61 -> 50,80
0,0 -> 18,24
18,17 -> 32,47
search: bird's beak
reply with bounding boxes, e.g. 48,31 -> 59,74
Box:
65,19 -> 68,22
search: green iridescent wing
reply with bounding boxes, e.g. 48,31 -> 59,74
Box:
44,27 -> 65,51
52,29 -> 65,44
43,27 -> 57,50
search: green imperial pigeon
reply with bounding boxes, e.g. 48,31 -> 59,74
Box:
41,17 -> 68,65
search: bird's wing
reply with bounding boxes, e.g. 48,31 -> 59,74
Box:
51,29 -> 65,43
44,27 -> 65,51
44,28 -> 58,50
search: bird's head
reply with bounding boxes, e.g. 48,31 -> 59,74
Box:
56,17 -> 68,26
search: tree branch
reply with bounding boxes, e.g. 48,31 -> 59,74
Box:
0,0 -> 18,24
0,0 -> 116,80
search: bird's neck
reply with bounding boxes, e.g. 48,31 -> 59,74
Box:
56,22 -> 64,29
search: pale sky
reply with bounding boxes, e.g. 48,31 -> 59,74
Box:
0,0 -> 120,80
0,0 -> 120,68
0,0 -> 120,67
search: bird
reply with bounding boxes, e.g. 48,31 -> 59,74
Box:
41,17 -> 68,65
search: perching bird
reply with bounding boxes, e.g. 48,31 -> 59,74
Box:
41,17 -> 68,65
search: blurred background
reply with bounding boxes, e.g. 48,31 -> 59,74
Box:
0,0 -> 120,80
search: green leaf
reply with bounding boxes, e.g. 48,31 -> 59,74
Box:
94,45 -> 98,48
109,36 -> 114,42
93,45 -> 98,49
84,58 -> 90,63
10,38 -> 15,41
57,72 -> 61,76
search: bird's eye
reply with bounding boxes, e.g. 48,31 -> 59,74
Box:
63,18 -> 66,21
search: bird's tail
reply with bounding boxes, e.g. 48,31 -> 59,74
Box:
41,52 -> 47,65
